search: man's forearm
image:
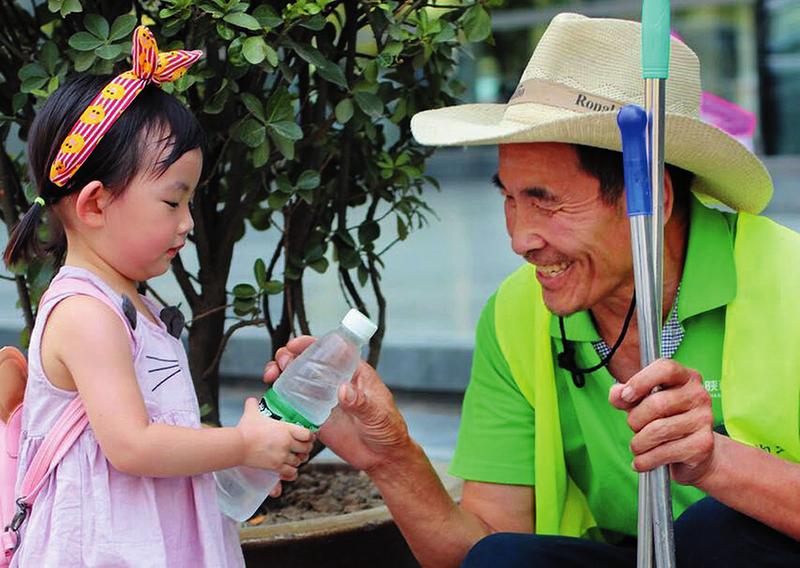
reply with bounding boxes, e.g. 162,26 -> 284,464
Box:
367,441 -> 491,568
695,434 -> 800,539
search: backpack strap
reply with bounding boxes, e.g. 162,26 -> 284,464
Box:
2,397 -> 87,557
18,396 -> 87,505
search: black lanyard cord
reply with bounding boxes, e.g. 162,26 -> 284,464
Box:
557,293 -> 637,388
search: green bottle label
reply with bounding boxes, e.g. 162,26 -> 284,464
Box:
260,388 -> 319,431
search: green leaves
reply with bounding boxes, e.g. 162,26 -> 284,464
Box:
267,121 -> 302,141
84,13 -> 109,40
109,15 -> 137,42
68,13 -> 136,67
95,44 -> 123,60
397,217 -> 409,241
287,41 -> 347,89
233,283 -> 257,299
358,221 -> 381,245
335,99 -> 354,124
241,35 -> 278,68
223,12 -> 262,31
3,0 -> 491,401
0,0 -> 497,428
40,42 -> 59,74
254,259 -> 269,289
18,63 -> 49,93
232,283 -> 258,316
233,118 -> 266,148
236,87 -> 303,160
308,257 -> 329,274
296,171 -> 320,190
242,36 -> 269,65
252,140 -> 271,168
354,92 -> 384,118
461,5 -> 492,42
68,32 -> 104,51
236,89 -> 302,161
253,5 -> 282,28
18,40 -> 66,97
48,0 -> 81,17
241,92 -> 266,122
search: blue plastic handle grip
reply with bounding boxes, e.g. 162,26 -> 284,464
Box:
617,105 -> 652,217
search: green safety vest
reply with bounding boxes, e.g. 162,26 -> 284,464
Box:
493,212 -> 800,538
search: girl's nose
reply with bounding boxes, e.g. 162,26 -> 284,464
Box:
178,207 -> 194,236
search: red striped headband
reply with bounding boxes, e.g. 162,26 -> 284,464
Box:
49,26 -> 203,187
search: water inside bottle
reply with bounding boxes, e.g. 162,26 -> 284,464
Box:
274,332 -> 361,426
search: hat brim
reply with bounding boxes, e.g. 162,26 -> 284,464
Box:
411,103 -> 772,213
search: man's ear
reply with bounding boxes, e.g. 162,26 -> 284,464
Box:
74,181 -> 112,228
663,169 -> 675,222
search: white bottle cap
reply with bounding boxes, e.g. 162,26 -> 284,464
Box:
341,309 -> 378,343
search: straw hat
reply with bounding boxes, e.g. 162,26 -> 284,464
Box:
411,13 -> 772,213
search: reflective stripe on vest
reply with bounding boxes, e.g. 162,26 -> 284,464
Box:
494,212 -> 800,537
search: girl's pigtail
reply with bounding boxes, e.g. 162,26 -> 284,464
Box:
3,198 -> 46,268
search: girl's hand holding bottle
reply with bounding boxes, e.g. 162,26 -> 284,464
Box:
235,397 -> 314,480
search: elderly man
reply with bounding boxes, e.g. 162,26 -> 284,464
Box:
264,13 -> 800,568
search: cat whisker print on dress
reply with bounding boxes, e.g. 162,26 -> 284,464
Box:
146,355 -> 181,392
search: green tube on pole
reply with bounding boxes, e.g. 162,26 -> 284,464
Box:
642,0 -> 671,78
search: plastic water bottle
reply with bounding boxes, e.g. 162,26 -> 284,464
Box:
214,466 -> 279,522
214,309 -> 377,521
263,309 -> 378,427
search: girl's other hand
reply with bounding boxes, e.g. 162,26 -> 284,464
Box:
236,398 -> 314,480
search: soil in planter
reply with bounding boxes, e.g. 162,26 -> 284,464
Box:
248,464 -> 384,526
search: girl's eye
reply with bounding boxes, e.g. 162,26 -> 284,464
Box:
164,201 -> 179,209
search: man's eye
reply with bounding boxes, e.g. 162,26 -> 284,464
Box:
535,203 -> 556,216
164,201 -> 179,209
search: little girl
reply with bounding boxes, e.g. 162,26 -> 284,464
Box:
2,27 -> 313,566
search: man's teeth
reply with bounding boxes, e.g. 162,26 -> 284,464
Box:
537,262 -> 570,276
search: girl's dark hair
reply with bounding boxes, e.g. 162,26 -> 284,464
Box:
574,144 -> 695,215
4,73 -> 205,267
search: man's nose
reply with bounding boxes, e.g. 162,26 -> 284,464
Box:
509,211 -> 546,256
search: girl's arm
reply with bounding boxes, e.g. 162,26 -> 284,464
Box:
43,295 -> 313,478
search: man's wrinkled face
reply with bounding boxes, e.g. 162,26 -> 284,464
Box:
497,142 -> 633,316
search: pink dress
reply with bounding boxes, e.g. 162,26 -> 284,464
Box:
12,266 -> 244,567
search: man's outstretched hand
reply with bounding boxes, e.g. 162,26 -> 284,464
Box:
263,336 -> 414,474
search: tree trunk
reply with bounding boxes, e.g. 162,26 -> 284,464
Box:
188,288 -> 227,425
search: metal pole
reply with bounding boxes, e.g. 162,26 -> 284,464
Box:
617,104 -> 676,568
641,1 -> 676,565
645,79 -> 665,330
632,214 -> 655,568
644,78 -> 675,568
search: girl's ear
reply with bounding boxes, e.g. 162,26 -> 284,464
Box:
74,181 -> 112,228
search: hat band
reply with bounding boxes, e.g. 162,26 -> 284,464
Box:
508,79 -> 624,114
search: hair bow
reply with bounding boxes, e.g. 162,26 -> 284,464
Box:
49,26 -> 203,187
